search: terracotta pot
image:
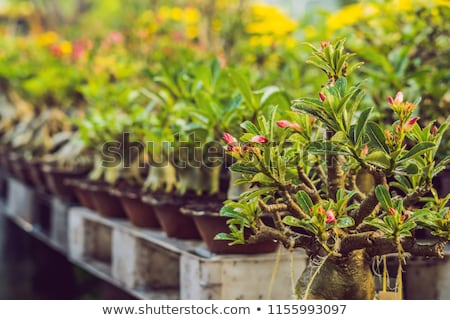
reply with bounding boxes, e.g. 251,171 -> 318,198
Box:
42,164 -> 88,200
142,194 -> 201,239
110,187 -> 160,228
9,153 -> 33,186
86,182 -> 127,219
181,202 -> 278,254
0,146 -> 12,173
27,159 -> 49,192
65,178 -> 96,210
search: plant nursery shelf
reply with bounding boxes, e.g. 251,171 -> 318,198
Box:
1,177 -> 305,300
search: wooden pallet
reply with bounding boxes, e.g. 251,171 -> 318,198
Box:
68,206 -> 307,300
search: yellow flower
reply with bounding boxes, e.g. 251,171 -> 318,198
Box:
186,25 -> 199,39
60,41 -> 72,56
36,31 -> 58,46
212,19 -> 222,32
283,37 -> 297,49
184,7 -> 200,24
157,6 -> 171,21
171,7 -> 183,21
327,3 -> 379,32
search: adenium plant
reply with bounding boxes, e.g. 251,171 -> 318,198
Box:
218,40 -> 450,300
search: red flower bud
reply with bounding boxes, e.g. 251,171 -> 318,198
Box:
388,96 -> 394,105
389,207 -> 396,215
223,132 -> 238,145
319,92 -> 326,102
250,135 -> 269,144
325,210 -> 337,224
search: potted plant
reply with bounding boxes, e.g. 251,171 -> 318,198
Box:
218,40 -> 449,299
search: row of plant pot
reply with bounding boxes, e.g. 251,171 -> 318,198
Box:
0,149 -> 277,255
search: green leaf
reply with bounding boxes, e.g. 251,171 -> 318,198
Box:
258,86 -> 281,108
336,216 -> 355,229
354,108 -> 372,145
240,120 -> 260,135
230,163 -> 259,175
398,142 -> 435,162
308,141 -> 351,155
229,69 -> 255,109
214,233 -> 238,241
335,76 -> 347,97
375,185 -> 393,212
282,216 -> 319,234
367,122 -> 390,153
366,151 -> 391,169
295,191 -> 313,216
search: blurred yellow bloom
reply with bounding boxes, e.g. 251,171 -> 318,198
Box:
184,7 -> 200,24
157,6 -> 171,21
327,3 -> 379,32
245,3 -> 297,47
212,19 -> 222,32
283,37 -> 297,49
186,25 -> 199,39
328,0 -> 449,32
60,41 -> 72,56
171,7 -> 183,21
36,31 -> 58,46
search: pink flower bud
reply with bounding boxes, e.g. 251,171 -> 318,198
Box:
223,132 -> 238,145
250,135 -> 269,144
325,210 -> 337,224
389,207 -> 396,215
276,120 -> 302,131
431,125 -> 438,136
361,145 -> 369,157
388,92 -> 404,105
319,92 -> 326,102
405,116 -> 419,131
320,41 -> 330,49
395,92 -> 404,104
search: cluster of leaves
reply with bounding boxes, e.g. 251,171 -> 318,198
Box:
219,40 -> 449,258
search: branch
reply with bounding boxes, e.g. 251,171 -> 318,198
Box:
247,223 -> 318,252
403,183 -> 432,208
350,168 -> 387,226
339,232 -> 447,258
297,165 -> 322,203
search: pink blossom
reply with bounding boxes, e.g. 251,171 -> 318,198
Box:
361,145 -> 369,157
325,210 -> 337,224
319,92 -> 326,102
223,132 -> 238,145
276,120 -> 302,131
108,31 -> 123,44
249,135 -> 269,144
388,92 -> 403,105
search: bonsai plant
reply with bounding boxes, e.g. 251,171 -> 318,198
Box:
218,40 -> 450,299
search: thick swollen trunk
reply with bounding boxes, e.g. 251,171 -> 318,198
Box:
177,166 -> 221,195
296,250 -> 375,300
